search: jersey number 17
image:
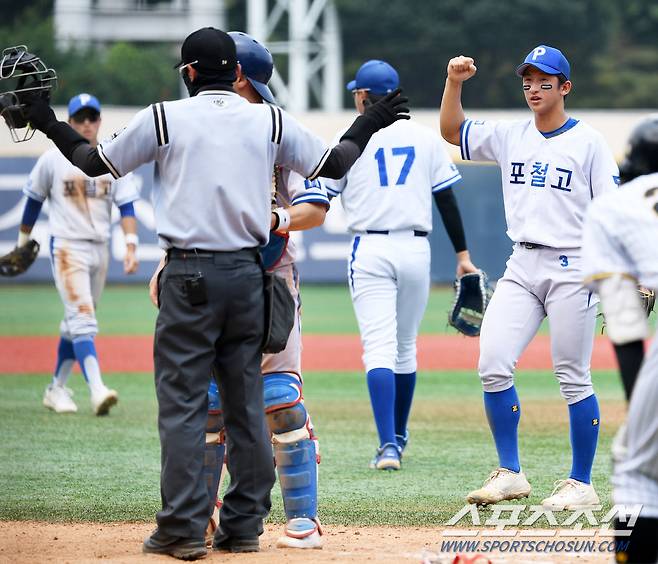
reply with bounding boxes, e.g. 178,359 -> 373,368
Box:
374,146 -> 416,187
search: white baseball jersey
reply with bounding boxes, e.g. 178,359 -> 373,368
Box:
274,168 -> 329,267
582,172 -> 658,289
581,172 -> 658,518
97,91 -> 329,251
460,117 -> 619,248
323,119 -> 461,233
23,148 -> 139,242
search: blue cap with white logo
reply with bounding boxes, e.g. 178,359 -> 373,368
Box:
516,45 -> 570,80
68,93 -> 101,117
346,60 -> 399,95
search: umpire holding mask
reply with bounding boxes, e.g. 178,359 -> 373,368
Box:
21,27 -> 410,560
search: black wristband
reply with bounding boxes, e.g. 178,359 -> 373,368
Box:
339,114 -> 379,153
271,211 -> 280,232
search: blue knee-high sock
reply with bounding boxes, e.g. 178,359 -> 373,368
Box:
568,394 -> 600,484
52,337 -> 75,386
483,386 -> 521,473
394,372 -> 416,437
367,368 -> 396,447
72,336 -> 104,391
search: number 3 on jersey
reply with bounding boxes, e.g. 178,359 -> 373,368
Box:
374,146 -> 415,187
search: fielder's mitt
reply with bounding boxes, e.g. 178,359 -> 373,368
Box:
0,239 -> 40,276
448,270 -> 493,337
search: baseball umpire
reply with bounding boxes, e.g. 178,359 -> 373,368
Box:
21,27 -> 409,561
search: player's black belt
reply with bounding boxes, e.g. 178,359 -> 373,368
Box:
366,230 -> 428,237
167,248 -> 258,260
518,242 -> 547,249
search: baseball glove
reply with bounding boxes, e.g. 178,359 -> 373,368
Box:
448,270 -> 493,337
0,239 -> 40,276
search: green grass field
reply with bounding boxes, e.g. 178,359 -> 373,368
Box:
0,284 -> 625,528
0,283 -> 576,335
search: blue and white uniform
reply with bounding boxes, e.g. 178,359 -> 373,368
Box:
461,105 -> 618,493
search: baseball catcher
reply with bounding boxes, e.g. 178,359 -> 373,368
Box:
448,270 -> 493,336
0,239 -> 40,276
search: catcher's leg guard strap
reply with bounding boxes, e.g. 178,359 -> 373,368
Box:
275,439 -> 318,521
264,373 -> 310,442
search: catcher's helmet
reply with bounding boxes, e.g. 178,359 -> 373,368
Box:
0,45 -> 57,142
619,115 -> 658,183
228,31 -> 275,104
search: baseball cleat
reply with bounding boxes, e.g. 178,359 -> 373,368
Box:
43,383 -> 78,413
541,478 -> 600,510
275,518 -> 323,549
395,429 -> 409,454
91,386 -> 118,416
466,468 -> 531,506
611,422 -> 628,464
369,442 -> 402,470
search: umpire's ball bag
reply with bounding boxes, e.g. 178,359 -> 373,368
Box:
262,272 -> 295,354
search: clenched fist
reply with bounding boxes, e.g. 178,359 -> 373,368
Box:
447,56 -> 477,83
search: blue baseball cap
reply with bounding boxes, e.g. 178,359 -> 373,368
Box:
516,45 -> 570,80
346,60 -> 399,95
68,93 -> 101,117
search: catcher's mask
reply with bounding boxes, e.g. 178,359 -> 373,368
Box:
0,45 -> 57,143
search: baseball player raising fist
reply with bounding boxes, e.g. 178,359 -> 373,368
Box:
440,46 -> 620,509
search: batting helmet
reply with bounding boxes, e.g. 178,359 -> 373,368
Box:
0,45 -> 57,142
228,31 -> 275,104
619,115 -> 658,183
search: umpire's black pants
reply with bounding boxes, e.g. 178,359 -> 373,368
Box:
154,248 -> 275,540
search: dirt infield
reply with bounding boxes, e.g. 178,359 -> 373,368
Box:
0,521 -> 612,563
0,334 -> 618,374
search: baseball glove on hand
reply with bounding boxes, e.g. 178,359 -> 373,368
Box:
0,239 -> 40,276
448,270 -> 493,337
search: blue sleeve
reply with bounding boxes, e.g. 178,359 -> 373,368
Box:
21,196 -> 43,227
118,202 -> 135,217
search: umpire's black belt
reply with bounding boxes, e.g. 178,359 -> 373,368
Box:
167,247 -> 258,262
365,230 -> 428,237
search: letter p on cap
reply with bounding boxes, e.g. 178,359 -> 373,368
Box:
532,47 -> 546,60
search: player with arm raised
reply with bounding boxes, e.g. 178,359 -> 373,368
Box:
324,60 -> 479,471
21,93 -> 139,416
582,115 -> 658,564
440,45 -> 619,509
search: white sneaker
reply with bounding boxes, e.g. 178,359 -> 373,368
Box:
611,422 -> 628,464
541,479 -> 600,510
43,384 -> 78,413
466,468 -> 531,506
91,386 -> 118,416
275,518 -> 323,549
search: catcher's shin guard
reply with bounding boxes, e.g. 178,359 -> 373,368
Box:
264,373 -> 319,521
275,439 -> 319,521
205,379 -> 225,517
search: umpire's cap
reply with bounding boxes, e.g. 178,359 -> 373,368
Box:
175,27 -> 237,74
347,60 -> 399,95
228,31 -> 276,104
516,45 -> 570,80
